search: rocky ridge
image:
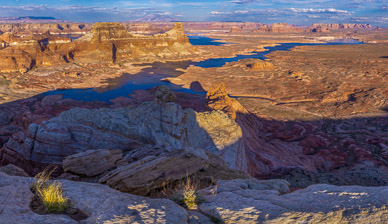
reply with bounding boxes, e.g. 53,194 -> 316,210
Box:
1,171 -> 388,223
1,85 -> 388,188
0,86 -> 246,175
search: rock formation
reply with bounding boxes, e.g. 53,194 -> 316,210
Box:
309,23 -> 375,32
256,23 -> 303,33
0,22 -> 91,35
246,59 -> 274,71
0,32 -> 70,73
0,86 -> 246,175
205,82 -> 247,120
63,149 -> 126,177
0,22 -> 196,73
0,171 -> 189,224
68,22 -> 196,63
99,147 -> 249,196
199,178 -> 388,223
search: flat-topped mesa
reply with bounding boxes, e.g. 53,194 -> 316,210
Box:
90,22 -> 133,42
70,22 -> 195,63
0,23 -> 91,35
309,23 -> 375,32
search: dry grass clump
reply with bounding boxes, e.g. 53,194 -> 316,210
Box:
30,167 -> 70,213
170,175 -> 204,210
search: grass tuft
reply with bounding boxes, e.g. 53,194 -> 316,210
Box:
171,175 -> 204,210
31,167 -> 70,213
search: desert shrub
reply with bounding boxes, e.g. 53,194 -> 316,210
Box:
171,176 -> 204,210
31,167 -> 69,213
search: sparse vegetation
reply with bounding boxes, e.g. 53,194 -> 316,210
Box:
170,175 -> 205,210
30,167 -> 70,213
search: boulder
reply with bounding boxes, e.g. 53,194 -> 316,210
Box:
0,164 -> 29,177
0,171 -> 188,224
62,149 -> 125,177
155,85 -> 177,103
99,148 -> 250,196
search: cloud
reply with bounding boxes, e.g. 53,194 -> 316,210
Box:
0,5 -> 172,22
234,10 -> 248,14
228,0 -> 261,4
211,11 -> 226,15
0,1 -> 386,26
289,8 -> 350,14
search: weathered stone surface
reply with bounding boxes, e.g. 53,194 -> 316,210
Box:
188,211 -> 213,224
0,22 -> 196,73
99,148 -> 249,196
2,96 -> 245,174
0,171 -> 77,224
199,179 -> 388,224
155,85 -> 177,103
0,22 -> 90,36
63,149 -> 124,177
0,171 -> 189,224
0,164 -> 29,177
256,23 -> 303,33
310,23 -> 374,32
69,22 -> 196,63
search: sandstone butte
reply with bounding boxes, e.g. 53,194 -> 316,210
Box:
0,22 -> 196,73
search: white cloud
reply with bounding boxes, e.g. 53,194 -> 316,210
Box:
211,10 -> 225,15
228,0 -> 261,4
234,10 -> 248,14
289,8 -> 350,14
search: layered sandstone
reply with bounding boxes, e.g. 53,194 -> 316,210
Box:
99,147 -> 249,196
0,87 -> 245,175
309,23 -> 375,32
257,23 -> 303,33
0,22 -> 196,73
2,171 -> 388,223
0,23 -> 91,35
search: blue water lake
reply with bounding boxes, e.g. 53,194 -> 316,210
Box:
43,36 -> 363,102
188,36 -> 225,46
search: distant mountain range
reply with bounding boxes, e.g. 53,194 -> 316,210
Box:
0,14 -> 178,23
0,16 -> 66,23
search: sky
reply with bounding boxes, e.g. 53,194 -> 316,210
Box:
0,0 -> 387,27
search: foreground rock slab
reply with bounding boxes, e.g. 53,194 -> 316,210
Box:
199,179 -> 388,223
63,149 -> 125,177
0,171 -> 188,224
99,148 -> 249,196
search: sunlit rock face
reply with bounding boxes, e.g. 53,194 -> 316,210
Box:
0,22 -> 196,73
69,22 -> 196,63
0,32 -> 70,73
309,23 -> 375,32
0,23 -> 91,35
